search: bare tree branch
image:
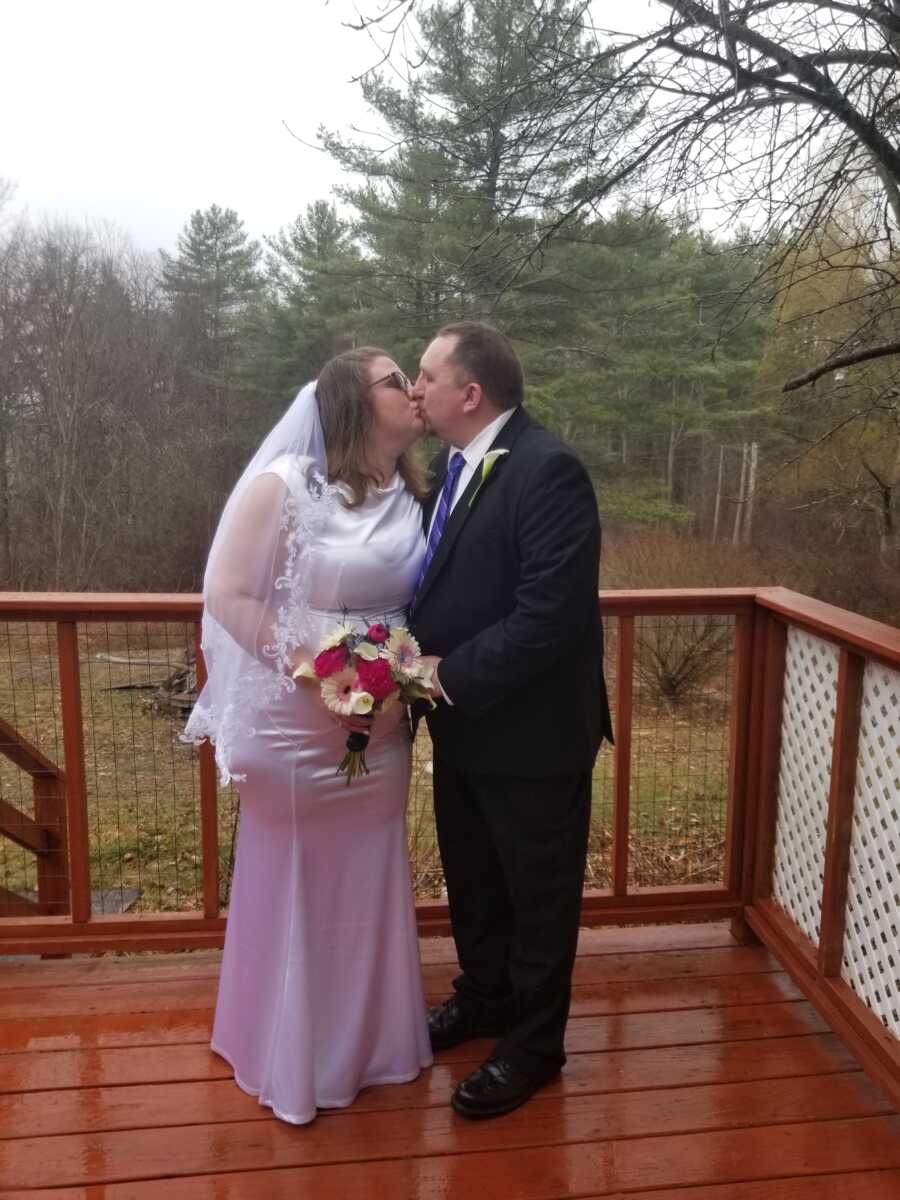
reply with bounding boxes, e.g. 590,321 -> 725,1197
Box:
783,339 -> 900,391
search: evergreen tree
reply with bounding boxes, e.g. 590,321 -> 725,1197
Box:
262,200 -> 368,389
160,204 -> 263,527
160,204 -> 261,400
322,0 -> 622,333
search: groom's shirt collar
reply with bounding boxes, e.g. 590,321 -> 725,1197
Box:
454,405 -> 518,471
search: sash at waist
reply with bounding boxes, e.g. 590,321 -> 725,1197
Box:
306,605 -> 410,624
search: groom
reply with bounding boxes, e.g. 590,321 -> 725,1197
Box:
409,321 -> 613,1119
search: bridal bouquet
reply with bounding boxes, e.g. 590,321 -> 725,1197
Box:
293,620 -> 436,784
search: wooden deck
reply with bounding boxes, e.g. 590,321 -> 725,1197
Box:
1,922 -> 899,1198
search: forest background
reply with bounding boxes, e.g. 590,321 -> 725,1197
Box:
2,0 -> 899,625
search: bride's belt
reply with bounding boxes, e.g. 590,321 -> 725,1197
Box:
306,604 -> 410,622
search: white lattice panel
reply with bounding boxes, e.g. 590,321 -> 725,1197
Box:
770,629 -> 839,943
842,662 -> 900,1035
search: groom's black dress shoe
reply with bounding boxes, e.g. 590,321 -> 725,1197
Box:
427,995 -> 506,1052
451,1055 -> 557,1119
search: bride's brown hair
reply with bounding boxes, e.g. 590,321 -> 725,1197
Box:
315,347 -> 428,509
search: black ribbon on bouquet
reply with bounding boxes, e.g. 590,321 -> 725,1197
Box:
337,730 -> 371,785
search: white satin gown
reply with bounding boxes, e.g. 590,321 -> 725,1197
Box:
211,460 -> 433,1124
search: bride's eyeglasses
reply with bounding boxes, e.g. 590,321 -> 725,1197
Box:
369,369 -> 412,393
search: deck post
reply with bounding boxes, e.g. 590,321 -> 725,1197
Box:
57,621 -> 92,925
612,614 -> 635,898
751,615 -> 788,904
725,606 -> 758,944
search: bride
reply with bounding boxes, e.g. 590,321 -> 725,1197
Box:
184,348 -> 433,1124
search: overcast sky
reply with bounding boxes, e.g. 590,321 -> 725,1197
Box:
2,0 -> 654,253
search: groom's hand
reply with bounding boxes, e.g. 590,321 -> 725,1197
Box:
419,655 -> 445,700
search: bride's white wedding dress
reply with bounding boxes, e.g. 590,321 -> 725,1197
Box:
210,459 -> 433,1125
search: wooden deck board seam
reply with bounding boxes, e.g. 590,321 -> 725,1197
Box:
0,1066 -> 869,1138
605,1166 -> 900,1198
0,992 -> 811,1043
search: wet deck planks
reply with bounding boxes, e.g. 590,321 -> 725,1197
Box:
0,922 -> 897,1197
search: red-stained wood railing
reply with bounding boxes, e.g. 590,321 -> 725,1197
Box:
743,587 -> 900,1112
0,588 -> 759,951
0,715 -> 68,917
582,587 -> 759,929
0,594 -> 222,954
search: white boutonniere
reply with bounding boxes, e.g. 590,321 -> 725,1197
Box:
469,449 -> 509,507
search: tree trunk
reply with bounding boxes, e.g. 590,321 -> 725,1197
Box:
712,444 -> 725,542
732,442 -> 748,546
0,419 -> 10,584
743,442 -> 758,544
877,434 -> 900,568
667,409 -> 677,504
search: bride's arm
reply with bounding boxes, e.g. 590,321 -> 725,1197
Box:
205,474 -> 297,669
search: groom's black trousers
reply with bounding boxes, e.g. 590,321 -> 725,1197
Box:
432,757 -> 592,1081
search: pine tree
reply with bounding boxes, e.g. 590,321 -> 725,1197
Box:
160,204 -> 263,524
160,204 -> 261,398
321,0 -> 621,332
263,200 -> 368,386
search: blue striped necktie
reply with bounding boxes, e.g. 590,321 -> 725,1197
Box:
413,451 -> 465,598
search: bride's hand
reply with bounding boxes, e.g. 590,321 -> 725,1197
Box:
329,712 -> 374,735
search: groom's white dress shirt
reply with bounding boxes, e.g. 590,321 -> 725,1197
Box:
427,405 -> 519,703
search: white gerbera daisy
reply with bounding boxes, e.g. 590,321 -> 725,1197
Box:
320,666 -> 357,715
385,627 -> 422,674
319,621 -> 355,652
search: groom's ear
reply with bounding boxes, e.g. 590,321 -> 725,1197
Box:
461,381 -> 485,415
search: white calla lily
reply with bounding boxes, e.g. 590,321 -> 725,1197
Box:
349,690 -> 375,715
469,448 -> 510,506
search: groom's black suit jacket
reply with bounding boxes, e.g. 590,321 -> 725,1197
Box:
409,406 -> 613,778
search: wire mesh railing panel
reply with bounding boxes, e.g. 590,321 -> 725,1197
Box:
217,779 -> 240,908
0,621 -> 64,915
770,628 -> 839,944
408,726 -> 443,900
79,621 -> 202,914
0,597 -> 783,926
587,613 -> 616,890
0,760 -> 39,910
628,613 -> 734,888
0,620 -> 63,761
841,660 -> 900,1035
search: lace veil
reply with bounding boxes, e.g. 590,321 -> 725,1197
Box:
183,381 -> 338,783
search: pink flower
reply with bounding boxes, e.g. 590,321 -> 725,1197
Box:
314,643 -> 350,678
355,656 -> 400,702
367,623 -> 389,643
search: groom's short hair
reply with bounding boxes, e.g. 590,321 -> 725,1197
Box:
437,321 -> 524,411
